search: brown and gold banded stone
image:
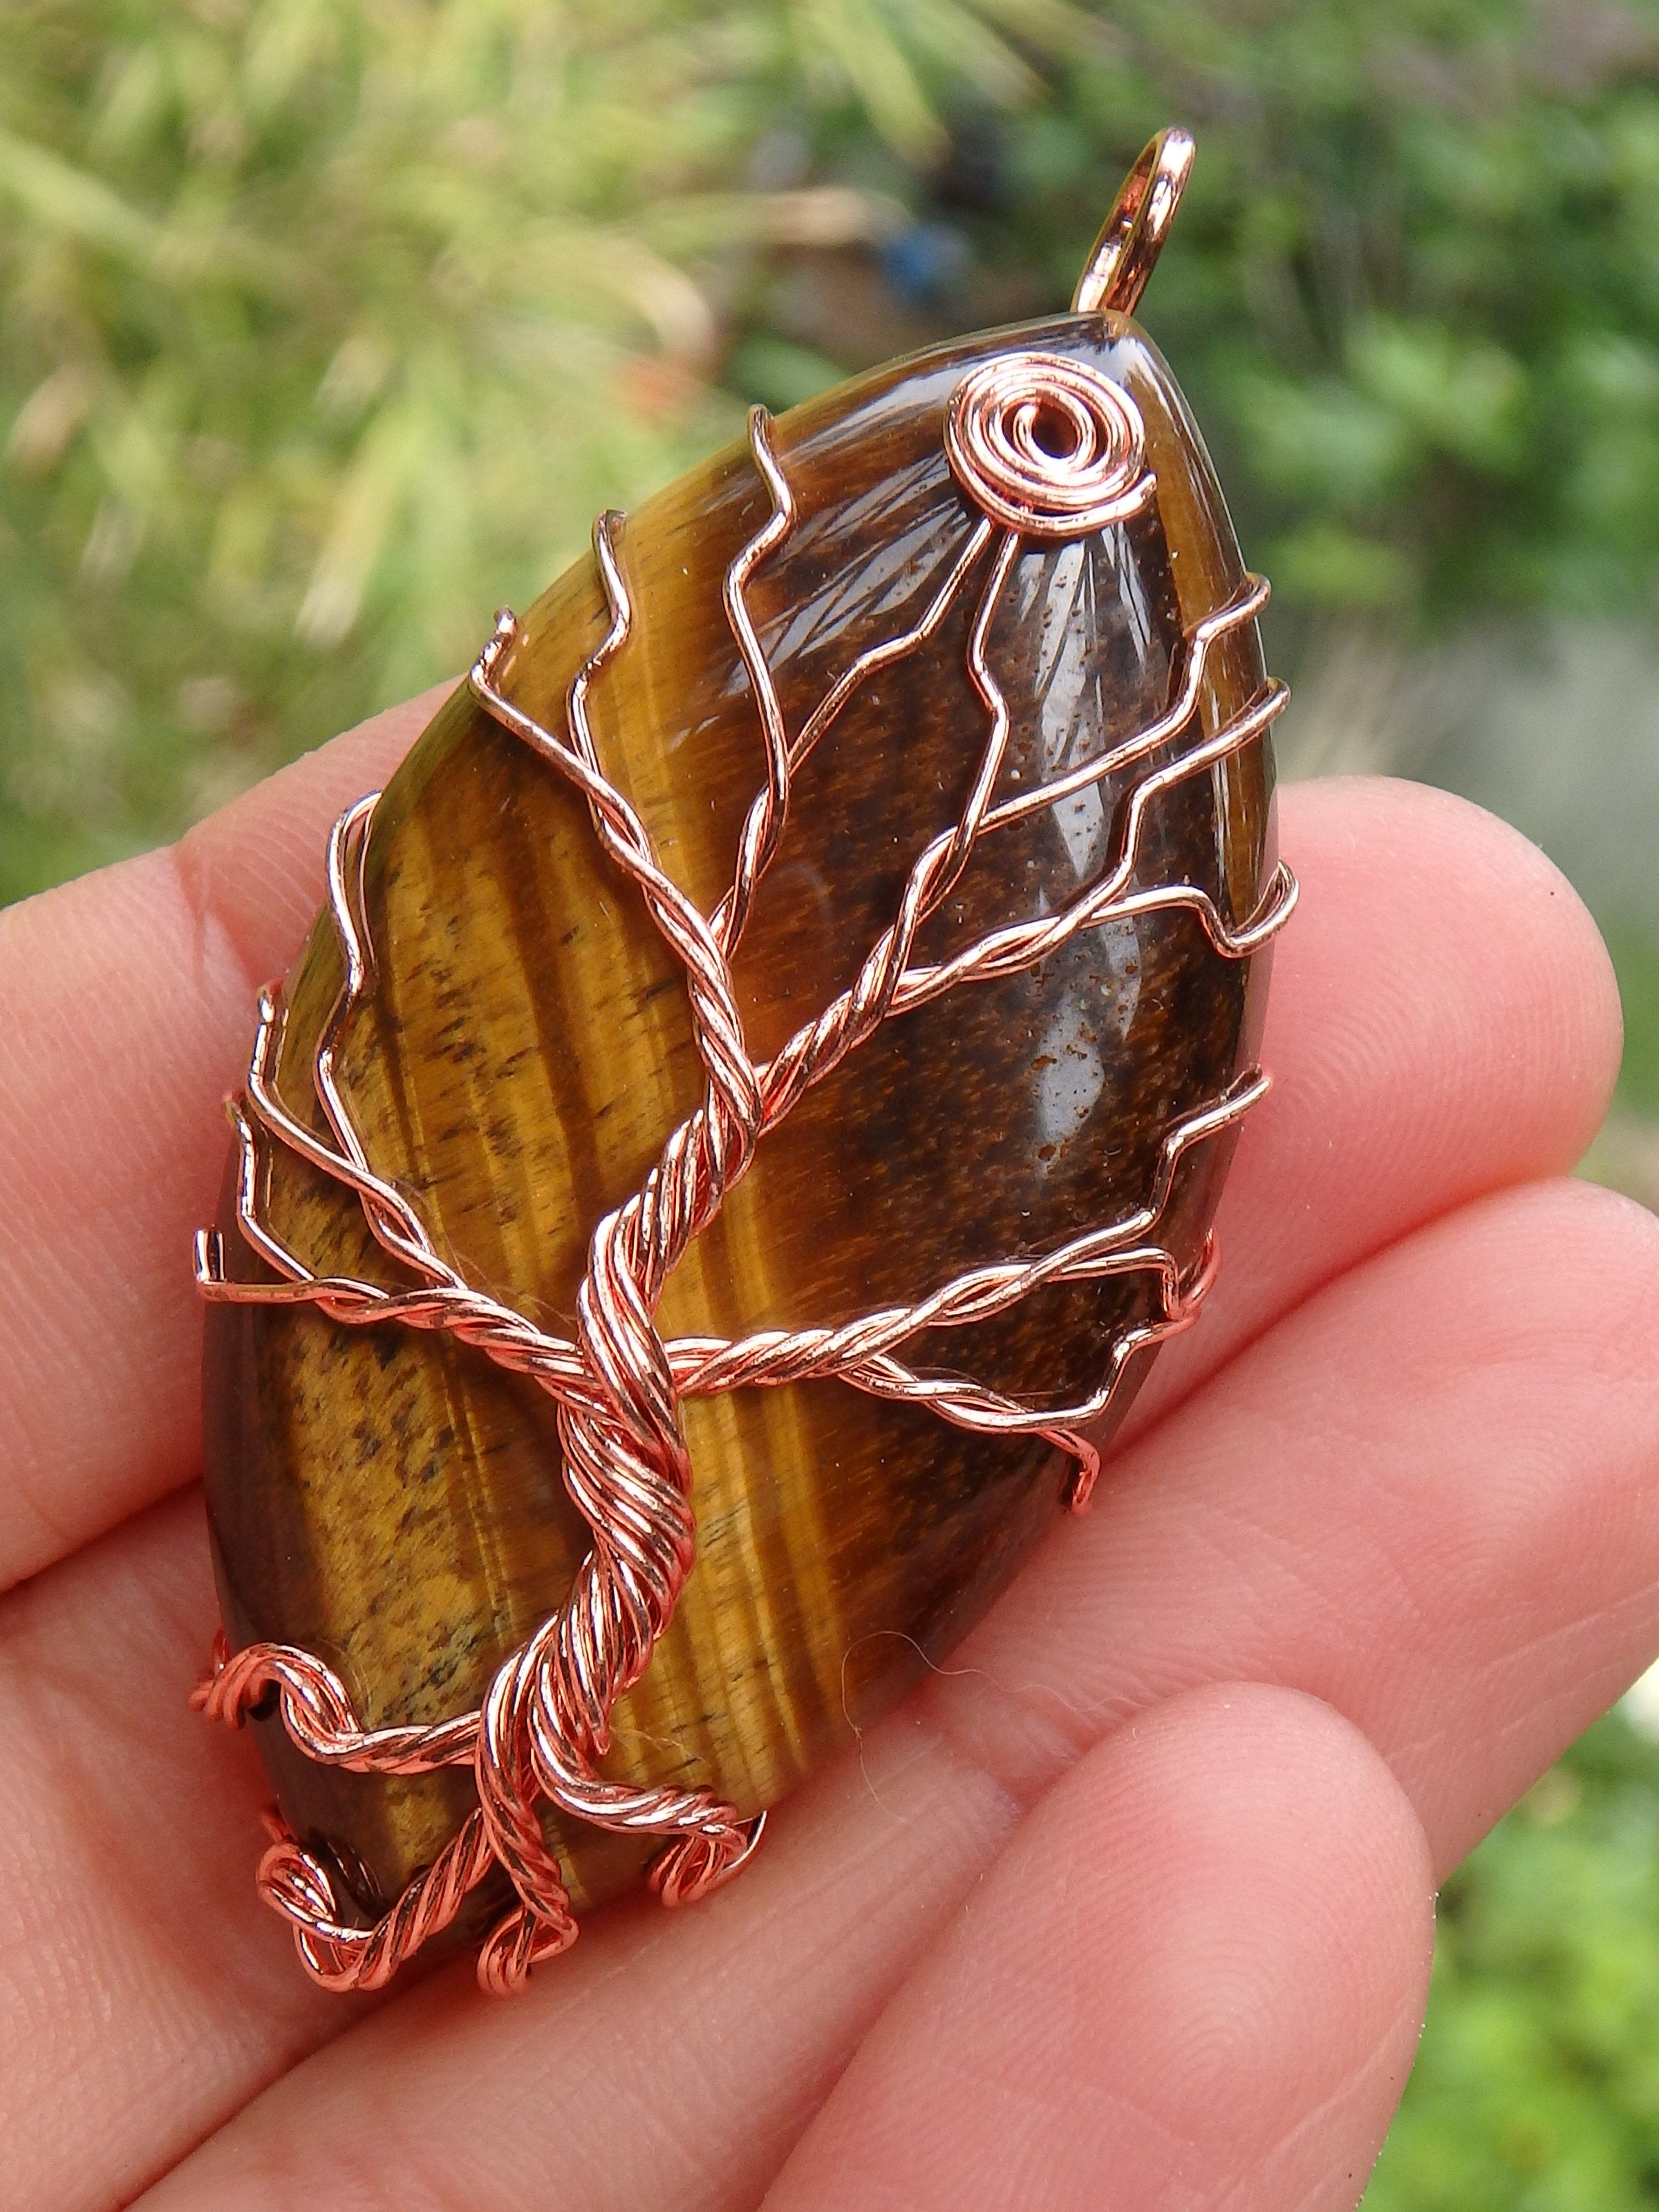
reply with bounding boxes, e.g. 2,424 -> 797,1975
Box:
203,308 -> 1279,1933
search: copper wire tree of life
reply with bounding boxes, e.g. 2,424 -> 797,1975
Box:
194,347 -> 1298,1997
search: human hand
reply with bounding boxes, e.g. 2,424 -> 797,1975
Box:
1,693 -> 1655,2211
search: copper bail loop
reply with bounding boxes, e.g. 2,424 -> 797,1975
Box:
1071,126 -> 1196,319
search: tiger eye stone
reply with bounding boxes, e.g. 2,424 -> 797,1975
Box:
203,308 -> 1277,1929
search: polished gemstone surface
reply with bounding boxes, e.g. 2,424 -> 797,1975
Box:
203,308 -> 1277,1928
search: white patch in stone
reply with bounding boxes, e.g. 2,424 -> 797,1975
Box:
1035,991 -> 1105,1152
1094,914 -> 1142,1042
1032,920 -> 1143,1172
1051,780 -> 1105,882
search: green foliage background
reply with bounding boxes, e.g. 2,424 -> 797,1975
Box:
11,0 -> 1659,900
1369,1715 -> 1659,2210
5,2 -> 1659,2199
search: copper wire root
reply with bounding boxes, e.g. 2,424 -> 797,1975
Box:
194,348 -> 1297,1994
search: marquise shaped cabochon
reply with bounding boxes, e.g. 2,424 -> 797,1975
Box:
203,306 -> 1280,1934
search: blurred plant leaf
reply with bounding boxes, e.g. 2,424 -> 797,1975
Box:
1367,1714 -> 1659,2210
10,0 -> 1659,903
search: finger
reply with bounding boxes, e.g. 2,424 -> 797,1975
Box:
0,686 -> 444,1595
1130,774 -> 1621,1432
0,770 -> 1620,1600
762,1685 -> 1433,2212
95,1174 -> 1659,2212
0,1492 -> 353,2212
940,1175 -> 1659,1876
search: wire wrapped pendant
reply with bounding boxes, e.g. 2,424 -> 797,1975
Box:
193,129 -> 1297,1996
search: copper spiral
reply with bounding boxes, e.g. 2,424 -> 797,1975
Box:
194,346 -> 1297,1995
944,351 -> 1154,540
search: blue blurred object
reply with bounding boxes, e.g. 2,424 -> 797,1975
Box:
880,221 -> 971,303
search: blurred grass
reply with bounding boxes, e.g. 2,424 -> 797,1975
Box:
1580,924 -> 1659,1215
5,3 -> 1659,2202
1368,1714 -> 1659,2210
1609,924 -> 1659,1118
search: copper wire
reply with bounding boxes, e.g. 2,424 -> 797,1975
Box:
1071,128 -> 1196,319
194,347 -> 1297,1994
944,353 -> 1154,539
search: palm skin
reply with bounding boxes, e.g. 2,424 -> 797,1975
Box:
0,685 -> 1654,2212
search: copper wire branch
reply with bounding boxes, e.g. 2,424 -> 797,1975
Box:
194,349 -> 1297,1995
